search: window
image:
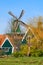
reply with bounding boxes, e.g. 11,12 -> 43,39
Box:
2,47 -> 10,52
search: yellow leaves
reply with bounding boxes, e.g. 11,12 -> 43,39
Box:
20,44 -> 29,55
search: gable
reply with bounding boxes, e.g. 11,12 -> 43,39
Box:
2,39 -> 12,47
22,27 -> 38,42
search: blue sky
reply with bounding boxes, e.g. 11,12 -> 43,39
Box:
0,0 -> 43,34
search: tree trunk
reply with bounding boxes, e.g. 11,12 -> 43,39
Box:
27,47 -> 30,56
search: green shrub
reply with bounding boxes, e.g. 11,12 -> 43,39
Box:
30,47 -> 43,57
12,44 -> 29,57
12,51 -> 19,57
20,44 -> 29,56
12,51 -> 24,57
39,50 -> 43,56
12,44 -> 43,57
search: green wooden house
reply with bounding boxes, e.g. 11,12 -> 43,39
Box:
0,35 -> 14,55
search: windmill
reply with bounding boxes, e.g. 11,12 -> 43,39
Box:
8,10 -> 28,33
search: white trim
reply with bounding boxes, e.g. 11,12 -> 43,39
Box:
12,47 -> 14,53
28,27 -> 38,41
1,37 -> 14,53
22,29 -> 28,41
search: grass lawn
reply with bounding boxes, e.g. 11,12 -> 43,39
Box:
0,56 -> 43,65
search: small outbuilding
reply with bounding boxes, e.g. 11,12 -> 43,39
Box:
0,35 -> 14,55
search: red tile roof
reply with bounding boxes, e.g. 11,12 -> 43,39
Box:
0,35 -> 6,46
0,34 -> 14,46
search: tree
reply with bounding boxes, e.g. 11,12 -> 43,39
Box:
37,16 -> 43,30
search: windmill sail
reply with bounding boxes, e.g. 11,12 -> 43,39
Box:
18,10 -> 24,19
8,11 -> 17,19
